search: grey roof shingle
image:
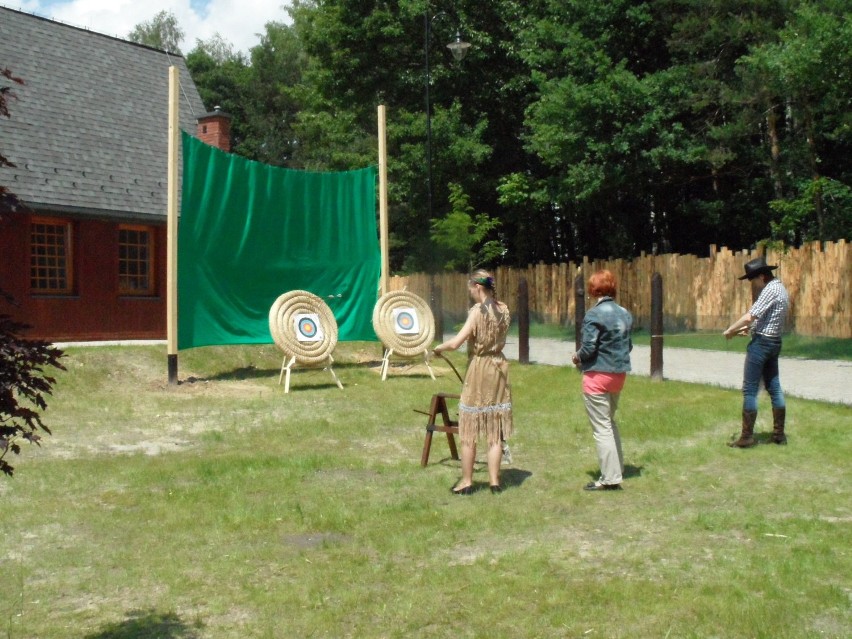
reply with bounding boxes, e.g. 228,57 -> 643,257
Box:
0,7 -> 207,220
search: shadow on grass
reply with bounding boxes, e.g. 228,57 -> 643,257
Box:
433,457 -> 534,489
501,467 -> 533,489
185,360 -> 442,384
754,432 -> 788,446
181,366 -> 278,382
84,609 -> 201,639
624,464 -> 644,478
182,366 -> 353,384
285,382 -> 347,392
584,464 -> 644,481
180,370 -> 348,392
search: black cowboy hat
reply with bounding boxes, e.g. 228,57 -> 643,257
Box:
739,256 -> 778,280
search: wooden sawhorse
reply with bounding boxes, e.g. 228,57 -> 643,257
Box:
418,392 -> 460,467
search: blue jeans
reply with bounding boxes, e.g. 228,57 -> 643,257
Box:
742,334 -> 785,412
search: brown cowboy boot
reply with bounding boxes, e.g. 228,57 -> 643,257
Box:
769,407 -> 787,444
729,410 -> 757,448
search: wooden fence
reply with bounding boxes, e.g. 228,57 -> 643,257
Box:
388,240 -> 851,338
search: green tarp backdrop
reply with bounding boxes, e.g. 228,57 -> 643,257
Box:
178,131 -> 380,349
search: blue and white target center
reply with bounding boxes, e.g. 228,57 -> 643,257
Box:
294,313 -> 324,342
392,307 -> 420,335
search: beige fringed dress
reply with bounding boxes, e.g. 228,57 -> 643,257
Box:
458,300 -> 514,447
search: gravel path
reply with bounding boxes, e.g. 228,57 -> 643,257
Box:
502,338 -> 851,406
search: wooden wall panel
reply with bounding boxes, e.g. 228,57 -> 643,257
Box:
0,213 -> 167,341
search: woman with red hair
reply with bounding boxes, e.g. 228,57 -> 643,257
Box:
571,270 -> 633,491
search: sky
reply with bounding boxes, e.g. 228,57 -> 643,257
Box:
0,0 -> 291,55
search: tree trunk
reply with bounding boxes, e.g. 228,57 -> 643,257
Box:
767,104 -> 783,201
802,107 -> 824,240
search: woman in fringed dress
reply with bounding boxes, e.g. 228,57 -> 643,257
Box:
433,269 -> 513,494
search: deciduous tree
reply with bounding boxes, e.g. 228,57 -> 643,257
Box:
128,10 -> 185,54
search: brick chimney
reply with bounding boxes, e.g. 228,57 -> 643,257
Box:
196,106 -> 232,152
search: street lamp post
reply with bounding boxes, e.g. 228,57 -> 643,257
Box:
424,13 -> 470,222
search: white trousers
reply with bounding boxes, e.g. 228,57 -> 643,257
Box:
583,392 -> 624,485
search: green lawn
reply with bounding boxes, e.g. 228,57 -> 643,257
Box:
1,343 -> 849,638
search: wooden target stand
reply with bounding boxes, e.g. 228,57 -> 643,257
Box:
278,354 -> 343,393
379,348 -> 435,381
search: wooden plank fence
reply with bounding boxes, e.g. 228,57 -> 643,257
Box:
389,240 -> 850,338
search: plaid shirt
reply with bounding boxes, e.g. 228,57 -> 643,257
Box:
749,278 -> 789,337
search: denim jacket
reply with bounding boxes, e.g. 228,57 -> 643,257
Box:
575,297 -> 633,373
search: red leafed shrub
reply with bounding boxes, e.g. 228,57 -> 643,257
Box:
0,291 -> 65,477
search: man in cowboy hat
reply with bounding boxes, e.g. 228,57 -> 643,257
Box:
723,256 -> 790,447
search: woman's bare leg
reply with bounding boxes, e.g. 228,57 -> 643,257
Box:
487,442 -> 502,487
457,442 -> 476,489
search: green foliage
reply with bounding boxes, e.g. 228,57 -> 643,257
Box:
241,22 -> 308,166
127,10 -> 184,54
178,0 -> 852,267
429,182 -> 505,271
770,177 -> 852,243
185,39 -> 253,153
738,2 -> 852,242
191,33 -> 237,64
497,171 -> 563,262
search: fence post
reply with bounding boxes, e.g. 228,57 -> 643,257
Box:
574,270 -> 585,352
651,272 -> 663,381
518,276 -> 530,364
430,276 -> 443,343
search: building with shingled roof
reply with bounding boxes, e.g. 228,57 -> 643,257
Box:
0,6 -> 231,341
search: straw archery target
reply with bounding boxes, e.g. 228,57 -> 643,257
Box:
372,290 -> 435,357
269,290 -> 337,365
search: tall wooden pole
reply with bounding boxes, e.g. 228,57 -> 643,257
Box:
166,66 -> 179,384
574,269 -> 585,352
430,276 -> 444,343
650,272 -> 664,381
377,105 -> 389,295
517,276 -> 530,364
